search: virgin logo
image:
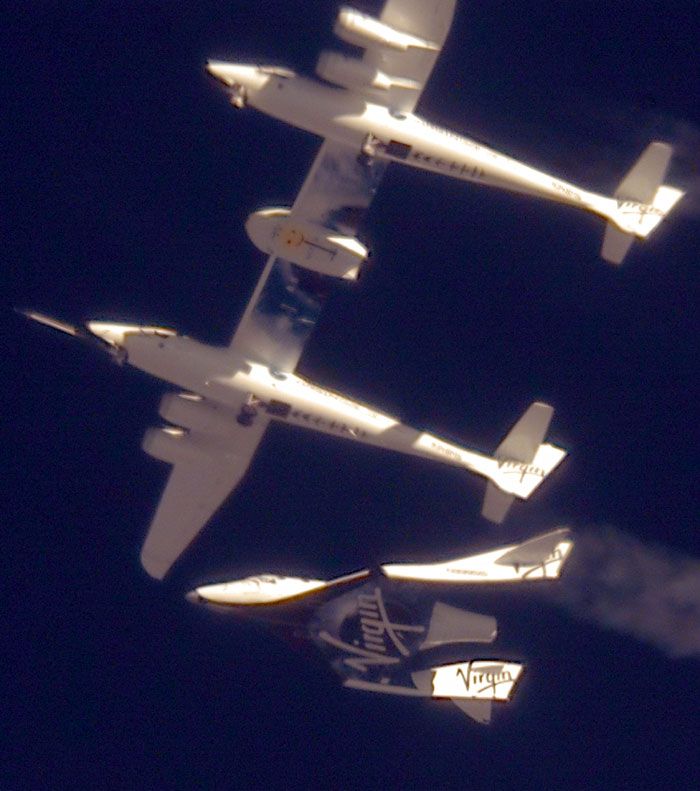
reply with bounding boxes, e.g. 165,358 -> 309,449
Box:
498,459 -> 545,481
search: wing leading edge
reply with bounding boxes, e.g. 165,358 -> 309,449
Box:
139,2 -> 456,577
140,143 -> 387,577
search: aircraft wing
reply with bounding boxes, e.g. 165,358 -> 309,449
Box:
143,137 -> 389,577
228,139 -> 388,372
140,395 -> 271,579
361,0 -> 456,113
227,2 -> 456,368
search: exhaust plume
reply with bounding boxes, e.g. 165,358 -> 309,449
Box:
542,526 -> 700,658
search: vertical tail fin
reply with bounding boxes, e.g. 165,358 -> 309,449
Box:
601,142 -> 684,264
482,403 -> 566,524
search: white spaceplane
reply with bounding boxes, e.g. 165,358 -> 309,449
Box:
186,529 -> 573,723
190,528 -> 573,605
207,1 -> 684,264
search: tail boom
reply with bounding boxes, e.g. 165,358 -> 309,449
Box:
381,528 -> 574,583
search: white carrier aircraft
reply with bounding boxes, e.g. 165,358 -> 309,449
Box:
187,529 -> 573,723
22,4 -> 592,582
22,309 -> 565,581
207,1 -> 684,264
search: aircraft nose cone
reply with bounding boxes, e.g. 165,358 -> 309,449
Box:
185,589 -> 203,604
205,60 -> 228,84
205,60 -> 244,87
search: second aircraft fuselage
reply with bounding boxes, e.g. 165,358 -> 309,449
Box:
221,68 -> 622,228
121,330 -> 553,498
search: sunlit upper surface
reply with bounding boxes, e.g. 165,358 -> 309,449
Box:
192,574 -> 329,605
85,321 -> 175,349
382,529 -> 573,582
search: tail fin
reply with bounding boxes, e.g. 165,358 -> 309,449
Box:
495,528 -> 573,579
601,142 -> 684,264
482,403 -> 566,523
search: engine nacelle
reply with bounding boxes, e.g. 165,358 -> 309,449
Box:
334,6 -> 438,52
158,392 -> 239,436
316,51 -> 420,93
142,426 -> 210,466
246,208 -> 368,280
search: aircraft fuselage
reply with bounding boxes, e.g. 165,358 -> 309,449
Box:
232,71 -> 623,229
122,331 -> 558,498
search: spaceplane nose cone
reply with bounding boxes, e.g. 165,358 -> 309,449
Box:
205,60 -> 244,87
185,589 -> 203,604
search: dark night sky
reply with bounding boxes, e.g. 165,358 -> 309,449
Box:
4,1 -> 699,788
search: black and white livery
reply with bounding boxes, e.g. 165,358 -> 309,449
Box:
188,528 -> 573,723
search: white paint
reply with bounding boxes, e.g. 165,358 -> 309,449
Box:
431,660 -> 524,700
382,529 -> 574,582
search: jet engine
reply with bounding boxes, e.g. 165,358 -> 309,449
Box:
141,426 -> 209,465
157,392 -> 239,436
143,394 -> 244,464
245,208 -> 368,280
333,6 -> 439,51
316,51 -> 420,93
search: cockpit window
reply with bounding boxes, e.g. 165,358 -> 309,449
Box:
259,66 -> 296,79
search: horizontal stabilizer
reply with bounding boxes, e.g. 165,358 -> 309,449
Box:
344,658 -> 523,722
413,659 -> 524,707
419,603 -> 497,649
482,402 -> 565,523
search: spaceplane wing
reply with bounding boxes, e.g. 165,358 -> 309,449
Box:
186,529 -> 573,722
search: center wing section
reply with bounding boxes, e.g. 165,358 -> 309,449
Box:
228,139 -> 388,372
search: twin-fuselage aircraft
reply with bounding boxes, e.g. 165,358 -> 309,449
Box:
22,1 -> 682,586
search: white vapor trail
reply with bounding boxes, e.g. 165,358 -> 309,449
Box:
542,526 -> 700,658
